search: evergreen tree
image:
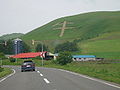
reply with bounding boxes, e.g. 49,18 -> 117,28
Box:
0,52 -> 5,59
0,40 -> 30,54
0,40 -> 14,54
36,43 -> 49,52
54,41 -> 79,53
22,41 -> 31,53
56,51 -> 73,65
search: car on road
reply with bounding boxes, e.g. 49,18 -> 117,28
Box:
21,60 -> 35,72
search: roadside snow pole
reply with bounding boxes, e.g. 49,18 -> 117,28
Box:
41,43 -> 44,66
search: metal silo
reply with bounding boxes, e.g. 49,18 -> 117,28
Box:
13,38 -> 23,55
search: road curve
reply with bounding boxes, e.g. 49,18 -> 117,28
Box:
0,66 -> 120,90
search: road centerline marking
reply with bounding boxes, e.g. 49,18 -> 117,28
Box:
40,73 -> 43,76
37,71 -> 40,73
44,78 -> 50,84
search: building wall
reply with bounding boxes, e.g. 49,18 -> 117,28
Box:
73,57 -> 96,61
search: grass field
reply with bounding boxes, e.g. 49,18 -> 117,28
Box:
2,59 -> 120,84
0,67 -> 12,78
78,31 -> 120,59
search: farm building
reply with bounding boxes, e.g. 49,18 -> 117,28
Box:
10,52 -> 47,59
72,55 -> 96,61
10,51 -> 56,60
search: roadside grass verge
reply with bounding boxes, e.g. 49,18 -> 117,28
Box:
2,59 -> 24,66
41,60 -> 120,84
0,67 -> 12,78
2,59 -> 120,84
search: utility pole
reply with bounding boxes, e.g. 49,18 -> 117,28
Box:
32,40 -> 44,66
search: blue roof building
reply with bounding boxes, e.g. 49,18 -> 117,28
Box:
72,55 -> 96,61
73,55 -> 96,58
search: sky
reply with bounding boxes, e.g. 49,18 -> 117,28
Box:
0,0 -> 120,36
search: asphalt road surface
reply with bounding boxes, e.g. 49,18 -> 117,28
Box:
0,66 -> 120,90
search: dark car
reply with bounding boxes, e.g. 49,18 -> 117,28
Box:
21,60 -> 35,72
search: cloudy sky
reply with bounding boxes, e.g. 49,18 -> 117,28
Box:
0,0 -> 120,36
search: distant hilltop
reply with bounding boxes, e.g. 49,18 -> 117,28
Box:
0,33 -> 24,40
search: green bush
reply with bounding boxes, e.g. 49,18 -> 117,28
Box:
36,43 -> 49,52
56,51 -> 73,65
52,59 -> 58,64
34,56 -> 42,60
54,41 -> 79,53
0,68 -> 4,72
9,58 -> 16,62
0,52 -> 5,59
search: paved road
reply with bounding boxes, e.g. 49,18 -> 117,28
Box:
0,66 -> 120,90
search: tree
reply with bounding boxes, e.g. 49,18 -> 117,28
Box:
0,53 -> 5,59
4,40 -> 14,54
22,41 -> 31,53
36,43 -> 49,52
0,53 -> 5,67
56,51 -> 73,65
0,40 -> 14,54
0,39 -> 31,54
0,40 -> 5,53
54,41 -> 79,53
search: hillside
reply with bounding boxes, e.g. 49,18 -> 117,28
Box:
79,31 -> 120,59
0,33 -> 24,40
22,11 -> 120,40
22,11 -> 120,58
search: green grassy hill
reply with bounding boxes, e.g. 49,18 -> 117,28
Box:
22,11 -> 120,40
0,33 -> 24,40
79,31 -> 120,59
22,11 -> 120,58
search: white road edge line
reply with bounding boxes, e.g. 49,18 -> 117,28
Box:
57,69 -> 120,89
0,69 -> 16,83
40,74 -> 43,76
44,78 -> 50,84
